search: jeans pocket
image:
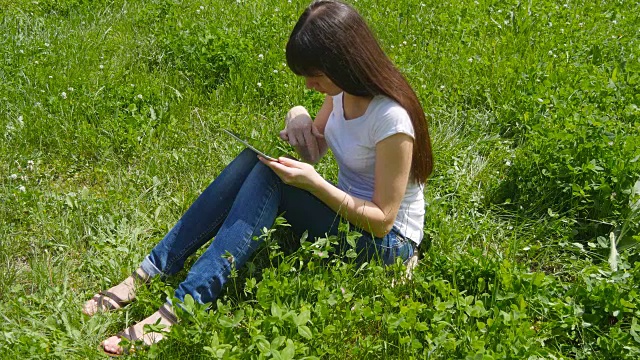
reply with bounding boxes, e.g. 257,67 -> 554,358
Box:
392,231 -> 414,265
373,230 -> 413,265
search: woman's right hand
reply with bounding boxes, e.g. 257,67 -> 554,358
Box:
280,106 -> 324,163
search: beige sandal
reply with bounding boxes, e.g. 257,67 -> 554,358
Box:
84,270 -> 148,316
101,305 -> 178,356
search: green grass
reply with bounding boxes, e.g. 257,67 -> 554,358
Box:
1,0 -> 639,358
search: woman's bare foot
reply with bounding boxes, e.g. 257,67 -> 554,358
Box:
101,305 -> 177,355
82,268 -> 149,316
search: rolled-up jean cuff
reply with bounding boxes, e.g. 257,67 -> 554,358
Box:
140,255 -> 164,278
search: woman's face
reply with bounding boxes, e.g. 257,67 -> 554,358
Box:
304,73 -> 342,96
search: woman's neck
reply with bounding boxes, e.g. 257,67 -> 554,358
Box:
342,92 -> 374,120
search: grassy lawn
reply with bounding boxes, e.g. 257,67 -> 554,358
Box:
1,0 -> 639,358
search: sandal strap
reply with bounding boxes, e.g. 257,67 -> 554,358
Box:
131,270 -> 149,283
98,291 -> 127,308
158,304 -> 178,325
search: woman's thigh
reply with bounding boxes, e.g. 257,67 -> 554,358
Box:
278,184 -> 342,239
278,185 -> 414,264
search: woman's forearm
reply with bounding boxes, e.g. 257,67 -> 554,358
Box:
309,177 -> 395,238
293,139 -> 328,164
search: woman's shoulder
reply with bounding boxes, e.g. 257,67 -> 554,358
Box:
370,95 -> 410,121
367,95 -> 414,141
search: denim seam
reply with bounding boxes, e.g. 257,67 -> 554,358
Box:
163,208 -> 229,274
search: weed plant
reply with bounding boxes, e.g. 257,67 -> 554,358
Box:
1,0 -> 639,358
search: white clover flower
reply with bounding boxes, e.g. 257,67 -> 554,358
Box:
200,5 -> 204,10
61,92 -> 67,99
258,54 -> 264,60
440,85 -> 445,89
67,87 -> 74,92
9,174 -> 17,180
506,160 -> 512,166
49,75 -> 53,79
27,160 -> 34,170
18,185 -> 26,192
35,60 -> 39,64
468,57 -> 473,62
19,49 -> 24,54
273,69 -> 278,74
402,41 -> 407,46
136,94 -> 143,100
196,9 -> 200,14
99,64 -> 104,69
130,84 -> 135,87
44,42 -> 50,47
257,82 -> 262,87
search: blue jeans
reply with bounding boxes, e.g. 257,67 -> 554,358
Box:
140,149 -> 415,305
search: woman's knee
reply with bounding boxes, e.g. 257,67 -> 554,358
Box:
251,161 -> 281,181
235,148 -> 261,167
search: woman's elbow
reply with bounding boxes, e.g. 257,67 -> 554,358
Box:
378,207 -> 403,237
372,221 -> 395,238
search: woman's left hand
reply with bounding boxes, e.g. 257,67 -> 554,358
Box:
259,156 -> 323,192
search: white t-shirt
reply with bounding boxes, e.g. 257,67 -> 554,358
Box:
324,93 -> 425,244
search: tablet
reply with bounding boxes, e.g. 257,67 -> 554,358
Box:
222,129 -> 278,161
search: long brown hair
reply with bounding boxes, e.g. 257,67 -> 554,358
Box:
286,0 -> 433,183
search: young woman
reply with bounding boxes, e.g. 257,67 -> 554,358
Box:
87,0 -> 433,355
